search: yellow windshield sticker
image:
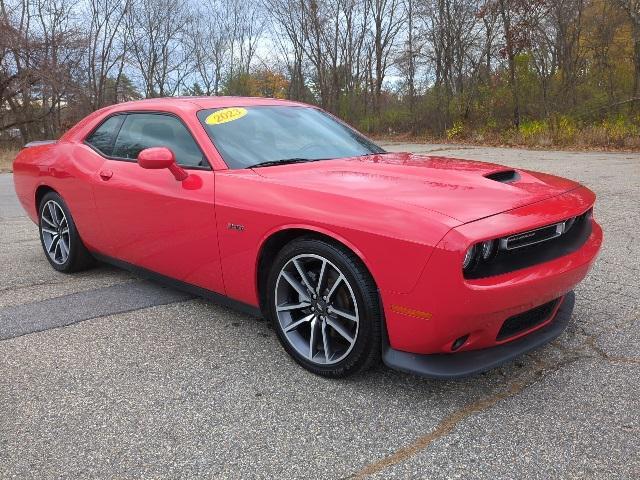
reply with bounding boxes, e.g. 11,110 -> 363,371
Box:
205,107 -> 248,125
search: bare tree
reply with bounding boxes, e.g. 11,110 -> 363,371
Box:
225,0 -> 265,81
529,12 -> 557,116
338,0 -> 371,117
1,0 -> 84,141
553,0 -> 586,108
404,0 -> 417,118
494,0 -> 547,127
478,0 -> 501,82
125,0 -> 194,97
264,0 -> 308,100
190,0 -> 230,95
366,0 -> 403,114
3,0 -> 640,144
85,0 -> 128,110
420,0 -> 485,129
615,0 -> 640,97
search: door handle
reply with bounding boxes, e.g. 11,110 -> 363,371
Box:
99,169 -> 113,180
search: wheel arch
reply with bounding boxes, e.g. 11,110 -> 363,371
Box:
255,226 -> 375,314
35,184 -> 57,211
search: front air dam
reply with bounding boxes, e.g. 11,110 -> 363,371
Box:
382,291 -> 575,379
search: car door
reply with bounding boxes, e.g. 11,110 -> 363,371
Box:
87,112 -> 225,294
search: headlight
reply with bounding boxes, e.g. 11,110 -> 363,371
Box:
462,245 -> 477,271
463,209 -> 592,278
481,240 -> 497,260
463,240 -> 494,274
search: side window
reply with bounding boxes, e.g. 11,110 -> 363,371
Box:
112,113 -> 206,168
85,115 -> 124,156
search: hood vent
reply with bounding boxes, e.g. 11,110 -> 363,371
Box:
484,169 -> 519,183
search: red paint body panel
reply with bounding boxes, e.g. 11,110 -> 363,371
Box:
90,153 -> 224,292
255,153 -> 580,224
382,187 -> 602,353
12,97 -> 603,357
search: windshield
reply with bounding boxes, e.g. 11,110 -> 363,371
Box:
197,106 -> 385,169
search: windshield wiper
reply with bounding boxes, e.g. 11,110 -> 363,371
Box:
249,158 -> 320,168
360,151 -> 390,156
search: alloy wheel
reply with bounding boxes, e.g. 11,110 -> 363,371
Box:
40,200 -> 71,265
275,254 -> 360,365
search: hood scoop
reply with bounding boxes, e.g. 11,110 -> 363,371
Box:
484,169 -> 520,183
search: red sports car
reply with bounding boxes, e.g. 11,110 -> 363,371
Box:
12,97 -> 602,378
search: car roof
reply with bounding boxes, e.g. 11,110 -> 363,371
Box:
107,96 -> 310,112
60,96 -> 317,143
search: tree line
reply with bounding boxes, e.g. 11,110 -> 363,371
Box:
1,0 -> 639,147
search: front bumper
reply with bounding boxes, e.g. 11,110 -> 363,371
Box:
383,291 -> 574,378
381,187 -> 602,357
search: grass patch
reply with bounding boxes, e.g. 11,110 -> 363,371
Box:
0,148 -> 18,173
372,115 -> 640,152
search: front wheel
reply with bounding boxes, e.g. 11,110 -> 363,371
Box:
39,192 -> 94,273
266,238 -> 381,378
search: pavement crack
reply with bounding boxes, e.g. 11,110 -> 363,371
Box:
349,353 -> 585,479
0,280 -> 66,292
583,335 -> 640,365
349,386 -> 522,479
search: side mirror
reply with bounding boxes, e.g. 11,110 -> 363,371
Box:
137,147 -> 188,181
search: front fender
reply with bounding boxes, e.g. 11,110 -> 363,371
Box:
214,170 -> 459,306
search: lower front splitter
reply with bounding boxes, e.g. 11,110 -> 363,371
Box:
382,291 -> 575,379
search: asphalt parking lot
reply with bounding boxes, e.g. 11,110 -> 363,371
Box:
1,144 -> 638,479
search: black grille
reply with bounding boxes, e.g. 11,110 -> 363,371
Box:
497,298 -> 560,341
503,223 -> 562,250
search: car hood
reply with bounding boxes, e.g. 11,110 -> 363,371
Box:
252,152 -> 581,223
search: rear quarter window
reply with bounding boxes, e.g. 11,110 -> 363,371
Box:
85,115 -> 124,156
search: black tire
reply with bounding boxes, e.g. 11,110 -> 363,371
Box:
38,191 -> 94,273
266,237 -> 381,378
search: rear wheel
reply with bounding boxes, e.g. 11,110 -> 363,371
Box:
266,238 -> 381,378
39,192 -> 94,273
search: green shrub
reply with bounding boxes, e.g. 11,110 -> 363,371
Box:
446,120 -> 464,139
602,115 -> 638,145
548,115 -> 578,145
519,119 -> 548,140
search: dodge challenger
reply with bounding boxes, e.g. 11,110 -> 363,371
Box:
12,97 -> 603,378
